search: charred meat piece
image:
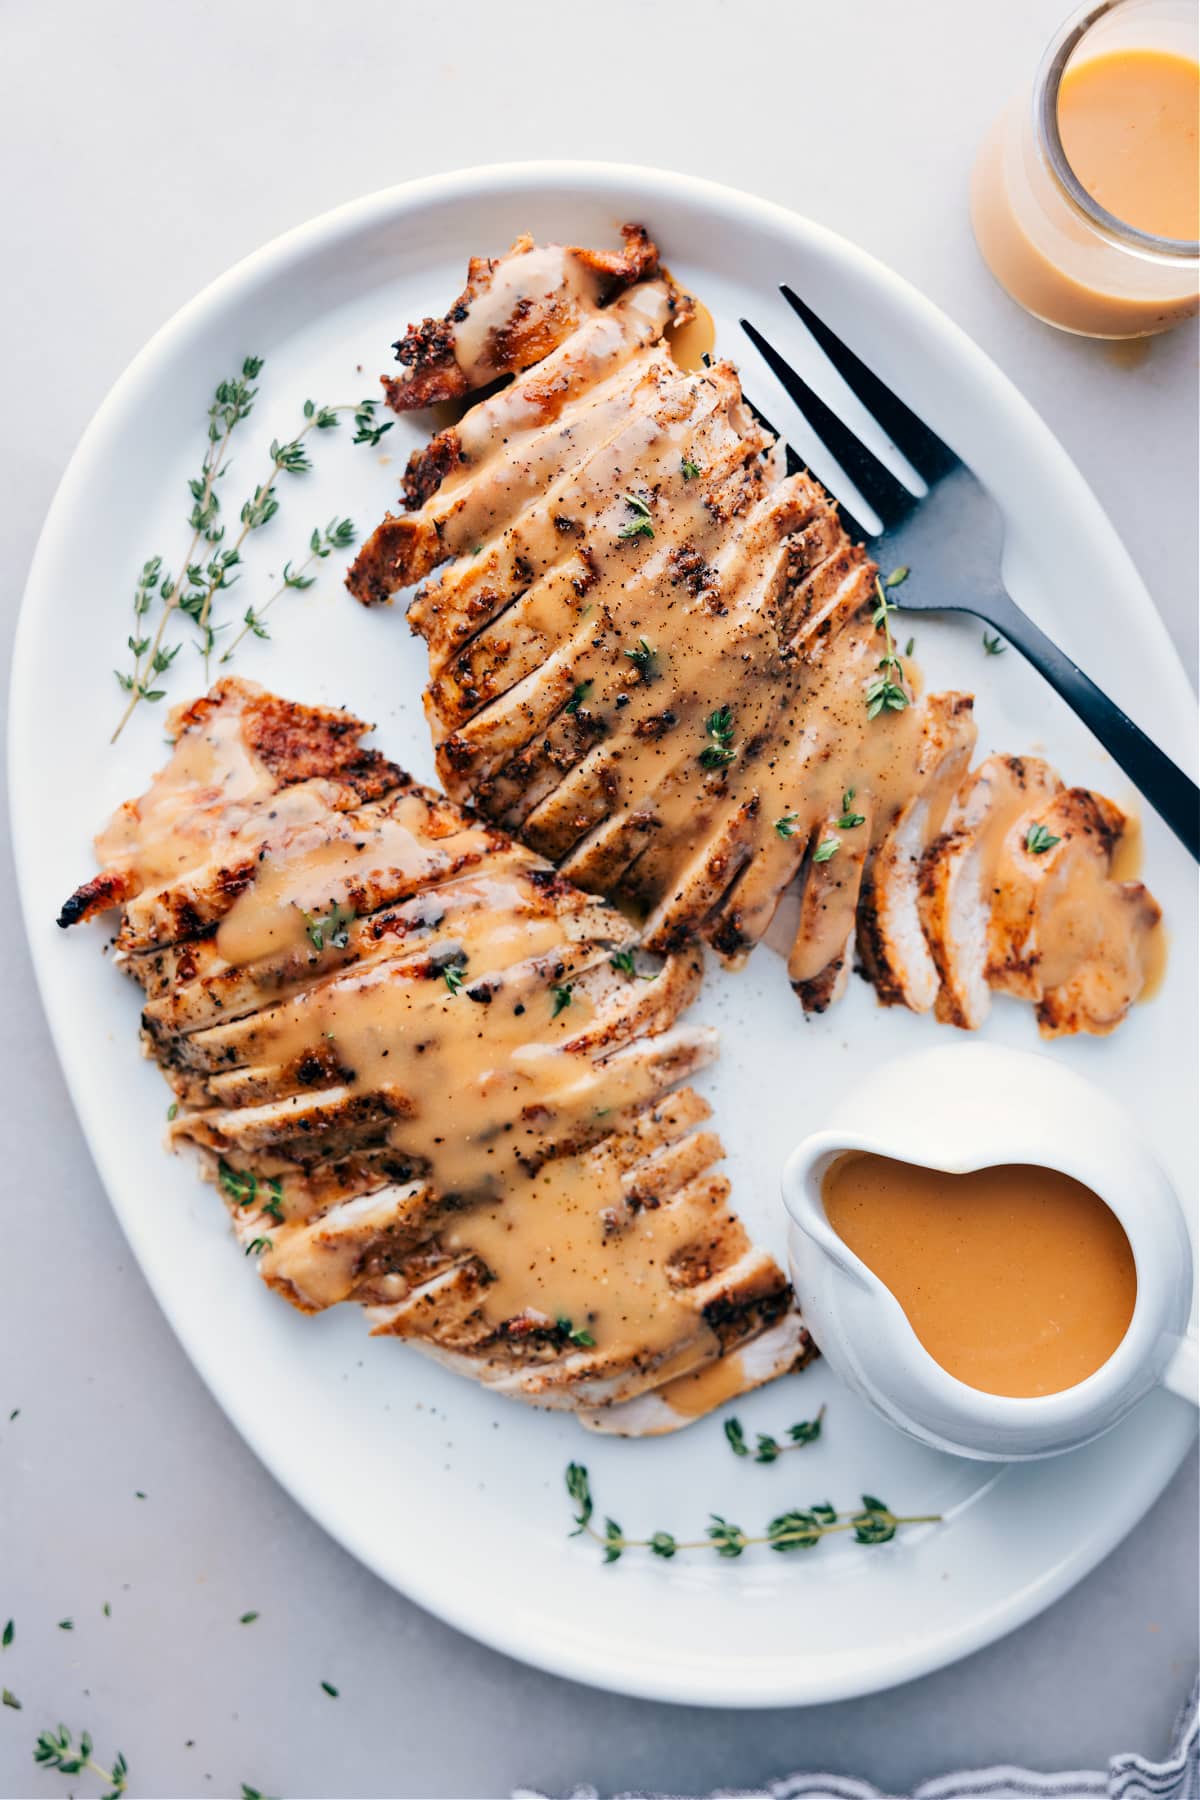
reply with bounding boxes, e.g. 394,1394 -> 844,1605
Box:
384,225 -> 668,412
61,678 -> 806,1430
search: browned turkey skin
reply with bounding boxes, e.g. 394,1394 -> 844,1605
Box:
349,229 -> 1162,1038
60,678 -> 807,1433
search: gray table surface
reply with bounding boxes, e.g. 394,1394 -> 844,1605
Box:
2,2 -> 1196,1796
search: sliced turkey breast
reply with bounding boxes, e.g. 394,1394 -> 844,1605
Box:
60,678 -> 808,1430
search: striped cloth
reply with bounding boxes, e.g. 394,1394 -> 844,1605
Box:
516,1677 -> 1198,1800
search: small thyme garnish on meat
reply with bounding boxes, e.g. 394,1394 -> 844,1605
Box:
551,984 -> 573,1018
617,491 -> 655,539
300,898 -> 354,952
1025,822 -> 1062,855
812,837 -> 840,864
565,681 -> 593,715
725,1405 -> 825,1462
625,637 -> 657,680
865,576 -> 909,720
836,789 -> 866,829
609,948 -> 637,976
982,631 -> 1006,656
699,705 -> 736,770
775,814 -> 800,839
681,455 -> 702,480
260,1180 -> 285,1223
556,1316 -> 596,1347
218,1161 -> 258,1207
244,1238 -> 273,1257
565,1463 -> 939,1562
443,963 -> 467,996
33,1728 -> 128,1798
221,518 -> 357,664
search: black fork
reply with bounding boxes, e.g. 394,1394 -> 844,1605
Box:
739,288 -> 1199,862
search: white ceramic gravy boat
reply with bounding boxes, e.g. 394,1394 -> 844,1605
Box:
782,1041 -> 1197,1460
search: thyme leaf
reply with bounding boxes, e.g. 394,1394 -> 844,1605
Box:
836,789 -> 866,829
624,637 -> 657,680
556,1315 -> 596,1347
681,455 -> 701,480
774,814 -> 800,839
617,491 -> 655,540
982,631 -> 1006,656
1025,822 -> 1061,855
300,898 -> 355,952
699,705 -> 736,770
812,837 -> 840,864
564,681 -> 593,715
551,984 -> 573,1018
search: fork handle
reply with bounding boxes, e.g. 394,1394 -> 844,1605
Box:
982,590 -> 1199,862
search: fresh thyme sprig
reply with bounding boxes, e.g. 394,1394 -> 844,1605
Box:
565,1464 -> 939,1562
189,399 -> 347,675
33,1727 -> 128,1799
113,378 -> 384,737
725,1405 -> 825,1463
220,517 -> 356,664
564,680 -> 593,715
112,357 -> 262,739
865,574 -> 910,720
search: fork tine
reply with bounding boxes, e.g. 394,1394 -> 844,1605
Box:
740,318 -> 917,533
779,285 -> 959,485
738,387 -> 867,541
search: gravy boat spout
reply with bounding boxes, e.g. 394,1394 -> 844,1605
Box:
781,1042 -> 1196,1461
